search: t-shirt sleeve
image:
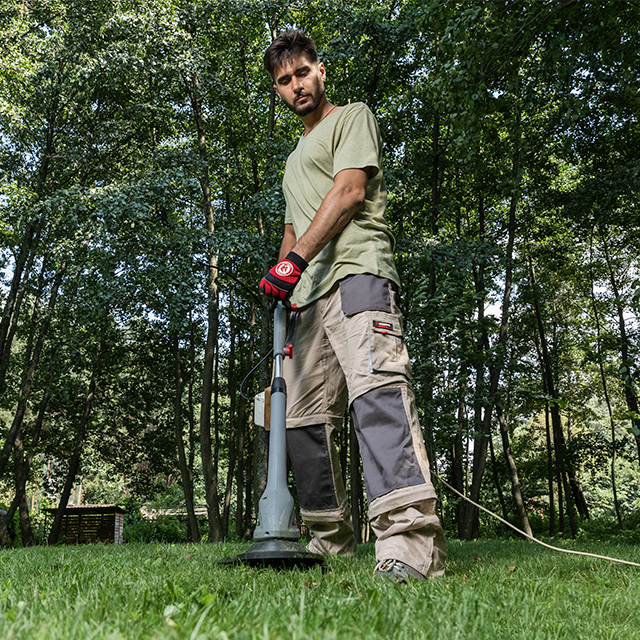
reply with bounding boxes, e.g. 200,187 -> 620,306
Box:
332,104 -> 381,178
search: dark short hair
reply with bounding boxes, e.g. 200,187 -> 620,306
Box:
263,30 -> 318,79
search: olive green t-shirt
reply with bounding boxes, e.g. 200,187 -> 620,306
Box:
283,102 -> 400,307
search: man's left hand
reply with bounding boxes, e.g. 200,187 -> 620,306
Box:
259,251 -> 308,300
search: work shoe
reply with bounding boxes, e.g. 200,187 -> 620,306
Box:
373,558 -> 426,583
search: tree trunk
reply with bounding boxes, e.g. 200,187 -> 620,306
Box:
173,337 -> 200,542
188,313 -> 197,495
600,230 -> 640,465
453,391 -> 468,535
0,387 -> 50,543
461,137 -> 519,539
488,431 -> 509,524
0,220 -> 41,393
529,256 -> 577,537
189,72 -> 223,542
0,260 -> 65,479
589,235 -> 622,526
48,372 -> 97,545
235,365 -> 247,540
496,404 -> 532,537
223,291 -> 238,538
16,440 -> 35,547
544,400 -> 556,535
237,300 -> 256,539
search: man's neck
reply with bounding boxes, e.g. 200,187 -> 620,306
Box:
300,98 -> 336,135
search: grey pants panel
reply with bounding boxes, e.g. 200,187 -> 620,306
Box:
286,424 -> 339,511
351,387 -> 426,502
339,274 -> 396,316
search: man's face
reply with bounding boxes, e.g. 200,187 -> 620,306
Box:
273,54 -> 326,117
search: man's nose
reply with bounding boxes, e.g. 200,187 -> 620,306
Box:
291,76 -> 303,92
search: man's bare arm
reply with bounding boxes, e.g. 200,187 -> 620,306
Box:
291,168 -> 369,263
279,224 -> 297,260
260,168 -> 370,299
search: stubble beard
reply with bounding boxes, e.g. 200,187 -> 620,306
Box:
286,86 -> 326,117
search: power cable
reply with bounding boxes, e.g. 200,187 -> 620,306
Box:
435,470 -> 640,569
239,348 -> 274,401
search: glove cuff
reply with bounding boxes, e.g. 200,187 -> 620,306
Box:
285,251 -> 309,272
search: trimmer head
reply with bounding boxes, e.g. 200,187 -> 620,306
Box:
219,539 -> 326,569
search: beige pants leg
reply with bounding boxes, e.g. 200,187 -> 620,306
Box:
371,499 -> 446,577
284,276 -> 446,573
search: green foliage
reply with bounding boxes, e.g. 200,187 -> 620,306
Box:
1,0 -> 640,544
124,515 -> 187,544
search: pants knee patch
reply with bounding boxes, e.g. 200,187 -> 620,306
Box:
287,425 -> 339,511
351,387 -> 425,502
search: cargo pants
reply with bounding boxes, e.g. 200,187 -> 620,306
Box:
283,274 -> 446,577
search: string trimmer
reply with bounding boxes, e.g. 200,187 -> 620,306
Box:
220,300 -> 325,568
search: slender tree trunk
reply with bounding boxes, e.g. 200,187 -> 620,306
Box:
213,308 -> 221,488
48,371 -> 97,544
188,313 -> 197,492
453,390 -> 468,534
173,337 -> 200,542
422,56 -> 440,470
588,237 -> 622,526
545,401 -> 556,535
464,195 -> 489,538
461,135 -> 520,539
496,404 -> 532,536
600,231 -> 640,465
564,414 -> 589,520
0,387 -> 51,543
488,432 -> 509,524
0,221 -> 43,394
223,291 -> 238,538
189,71 -> 222,542
237,300 -> 255,540
529,256 -> 577,537
14,435 -> 35,546
0,260 -> 65,479
235,365 -> 247,540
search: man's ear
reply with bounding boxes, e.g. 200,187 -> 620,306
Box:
318,61 -> 326,79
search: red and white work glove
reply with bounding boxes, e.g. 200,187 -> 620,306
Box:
259,251 -> 308,300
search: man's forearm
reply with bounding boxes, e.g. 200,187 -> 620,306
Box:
279,224 -> 297,260
291,168 -> 368,263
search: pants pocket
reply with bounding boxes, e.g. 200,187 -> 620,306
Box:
367,312 -> 412,377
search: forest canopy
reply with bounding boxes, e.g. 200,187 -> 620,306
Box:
1,0 -> 639,545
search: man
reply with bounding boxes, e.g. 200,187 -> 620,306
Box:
260,30 -> 446,581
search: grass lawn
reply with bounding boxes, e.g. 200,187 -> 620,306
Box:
0,538 -> 638,639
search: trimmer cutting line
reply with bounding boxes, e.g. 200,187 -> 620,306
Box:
220,301 -> 325,569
